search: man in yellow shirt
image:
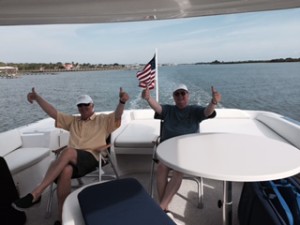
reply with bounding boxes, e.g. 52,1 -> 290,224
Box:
13,87 -> 129,225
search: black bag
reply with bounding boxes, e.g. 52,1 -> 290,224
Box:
0,157 -> 26,225
238,178 -> 300,225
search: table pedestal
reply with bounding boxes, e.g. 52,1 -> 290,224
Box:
222,181 -> 232,225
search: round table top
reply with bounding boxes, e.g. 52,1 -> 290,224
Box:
157,133 -> 300,182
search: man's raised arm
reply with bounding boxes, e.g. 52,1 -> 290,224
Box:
27,87 -> 58,120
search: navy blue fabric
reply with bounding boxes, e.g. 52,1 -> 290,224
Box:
78,178 -> 176,225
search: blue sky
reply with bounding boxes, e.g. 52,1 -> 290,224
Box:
0,8 -> 300,64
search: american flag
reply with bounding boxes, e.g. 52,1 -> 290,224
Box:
136,55 -> 156,90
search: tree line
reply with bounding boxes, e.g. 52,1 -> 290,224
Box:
0,62 -> 125,71
197,57 -> 300,65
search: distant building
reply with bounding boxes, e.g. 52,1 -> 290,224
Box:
0,66 -> 18,77
63,63 -> 74,70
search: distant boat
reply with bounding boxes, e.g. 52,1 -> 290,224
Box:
0,66 -> 18,78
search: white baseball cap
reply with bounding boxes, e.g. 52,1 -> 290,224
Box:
76,95 -> 93,105
173,84 -> 189,93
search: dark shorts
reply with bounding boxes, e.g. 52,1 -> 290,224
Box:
71,149 -> 98,178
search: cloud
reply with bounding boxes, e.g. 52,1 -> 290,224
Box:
0,8 -> 299,64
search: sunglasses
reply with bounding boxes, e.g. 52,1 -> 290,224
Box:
174,91 -> 187,97
77,103 -> 91,107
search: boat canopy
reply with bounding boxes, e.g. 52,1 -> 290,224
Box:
1,0 -> 300,26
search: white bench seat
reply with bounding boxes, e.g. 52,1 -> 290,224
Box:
200,119 -> 287,143
200,109 -> 300,149
114,120 -> 160,148
0,128 -> 52,195
256,113 -> 300,149
5,147 -> 50,174
0,128 -> 51,175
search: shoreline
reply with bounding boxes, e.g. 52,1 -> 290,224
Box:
18,66 -> 128,75
2,57 -> 300,75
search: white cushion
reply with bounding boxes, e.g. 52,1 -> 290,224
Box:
115,120 -> 160,148
256,113 -> 300,149
0,129 -> 22,157
130,109 -> 155,120
200,118 -> 287,142
215,109 -> 250,119
5,147 -> 50,174
59,131 -> 70,147
21,132 -> 49,148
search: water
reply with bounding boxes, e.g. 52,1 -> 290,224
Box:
0,63 -> 299,133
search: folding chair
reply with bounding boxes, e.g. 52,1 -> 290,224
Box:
45,135 -> 119,217
148,113 -> 204,208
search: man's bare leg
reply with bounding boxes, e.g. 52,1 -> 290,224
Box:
31,148 -> 77,200
156,163 -> 183,210
56,164 -> 73,221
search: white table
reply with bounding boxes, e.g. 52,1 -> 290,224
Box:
156,133 -> 300,225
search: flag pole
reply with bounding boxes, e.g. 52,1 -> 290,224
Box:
155,48 -> 159,102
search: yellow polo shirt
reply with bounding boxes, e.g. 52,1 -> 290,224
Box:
56,111 -> 120,160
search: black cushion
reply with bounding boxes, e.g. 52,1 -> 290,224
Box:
0,157 -> 26,225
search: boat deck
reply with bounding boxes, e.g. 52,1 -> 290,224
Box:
26,171 -> 243,225
14,108 -> 300,225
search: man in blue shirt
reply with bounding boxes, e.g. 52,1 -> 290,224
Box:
142,84 -> 221,213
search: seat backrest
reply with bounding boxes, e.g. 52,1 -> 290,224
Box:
100,135 -> 112,167
105,135 -> 111,152
154,112 -> 164,142
98,134 -> 119,180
